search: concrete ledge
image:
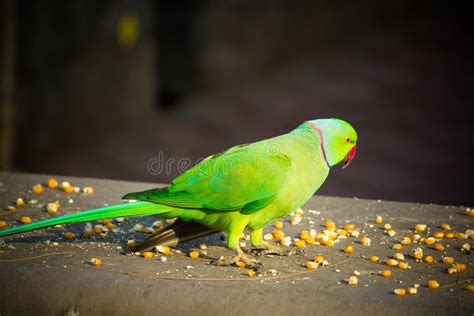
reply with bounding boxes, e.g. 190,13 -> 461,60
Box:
0,172 -> 472,315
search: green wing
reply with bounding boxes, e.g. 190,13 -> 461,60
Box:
123,143 -> 291,214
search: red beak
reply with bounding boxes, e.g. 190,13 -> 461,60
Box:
342,145 -> 356,169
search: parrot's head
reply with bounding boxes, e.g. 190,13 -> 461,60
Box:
308,118 -> 357,168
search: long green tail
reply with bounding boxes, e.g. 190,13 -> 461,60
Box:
0,202 -> 168,237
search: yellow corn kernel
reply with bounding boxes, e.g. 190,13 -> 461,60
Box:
406,287 -> 417,294
306,261 -> 318,269
236,261 -> 246,268
325,221 -> 336,231
47,178 -> 58,189
375,215 -> 383,224
427,279 -> 440,289
392,243 -> 402,250
347,275 -> 358,285
294,239 -> 306,248
440,223 -> 451,230
295,209 -> 304,216
393,288 -> 406,296
322,239 -> 334,247
360,236 -> 371,246
6,206 -> 16,212
166,219 -> 176,225
464,208 -> 474,217
247,269 -> 255,277
90,258 -> 102,266
338,229 -> 348,236
433,243 -> 445,251
454,232 -> 467,240
384,223 -> 392,230
32,184 -> 44,194
314,255 -> 325,263
156,245 -> 171,254
101,219 -> 112,225
280,236 -> 292,246
467,284 -> 474,293
444,231 -> 454,239
387,229 -> 396,237
106,222 -> 116,230
414,224 -> 427,232
424,255 -> 434,263
398,262 -> 409,270
16,198 -> 25,207
47,202 -> 59,215
93,224 -> 104,234
63,185 -> 74,193
83,186 -> 94,194
142,251 -> 154,259
305,237 -> 316,244
64,231 -> 75,240
343,245 -> 354,253
20,216 -> 32,224
380,270 -> 392,277
393,253 -> 404,261
127,239 -> 136,248
400,236 -> 412,245
274,221 -> 283,229
424,237 -> 436,245
300,230 -> 309,240
412,234 -> 421,241
452,263 -> 466,272
0,221 -> 8,229
447,267 -> 457,274
272,230 -> 284,240
386,259 -> 398,266
433,231 -> 444,239
189,251 -> 200,259
369,255 -> 379,262
441,256 -> 454,264
412,247 -> 423,260
344,223 -> 356,231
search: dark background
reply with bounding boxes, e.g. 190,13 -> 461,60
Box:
1,1 -> 473,205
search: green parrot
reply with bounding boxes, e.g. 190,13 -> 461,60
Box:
0,118 -> 357,266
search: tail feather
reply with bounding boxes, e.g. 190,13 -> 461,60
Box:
0,202 -> 167,237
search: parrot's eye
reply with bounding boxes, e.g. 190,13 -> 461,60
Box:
345,136 -> 350,143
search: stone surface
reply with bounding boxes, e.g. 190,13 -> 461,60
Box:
0,172 -> 472,315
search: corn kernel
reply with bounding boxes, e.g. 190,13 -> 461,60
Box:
0,221 -> 8,229
294,239 -> 306,248
453,263 -> 466,272
6,206 -> 16,212
322,239 -> 334,247
465,208 -> 474,217
414,224 -> 427,232
467,285 -> 474,292
461,243 -> 471,253
306,261 -> 318,269
83,223 -> 93,237
454,232 -> 467,240
406,287 -> 417,294
338,229 -> 348,236
398,262 -> 409,269
369,255 -> 379,262
305,237 -> 316,244
247,269 -> 255,277
392,243 -> 402,250
156,245 -> 171,255
427,279 -> 440,289
393,288 -> 406,296
380,270 -> 392,277
433,243 -> 445,251
343,245 -> 354,253
433,231 -> 444,239
32,184 -> 44,194
300,230 -> 309,240
90,258 -> 102,266
360,236 -> 371,246
440,223 -> 451,230
280,236 -> 292,246
274,221 -> 283,229
100,219 -> 112,225
424,255 -> 434,263
387,229 -> 396,237
142,251 -> 154,259
375,215 -> 383,224
272,230 -> 284,240
290,215 -> 302,225
445,231 -> 454,239
16,198 -> 25,207
384,223 -> 392,230
47,178 -> 58,188
347,275 -> 358,285
412,247 -> 423,260
424,237 -> 436,245
106,222 -> 116,230
441,256 -> 454,264
83,186 -> 94,194
64,231 -> 75,240
20,216 -> 32,224
295,209 -> 305,216
236,261 -> 246,268
325,221 -> 336,231
127,239 -> 136,248
386,259 -> 398,266
393,253 -> 404,261
447,267 -> 458,274
47,202 -> 59,215
313,255 -> 325,264
344,223 -> 356,231
401,236 -> 412,245
93,224 -> 104,234
63,185 -> 74,193
412,234 -> 421,241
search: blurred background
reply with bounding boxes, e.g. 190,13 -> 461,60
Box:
0,1 -> 473,205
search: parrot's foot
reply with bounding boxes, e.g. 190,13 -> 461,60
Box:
251,241 -> 306,257
210,245 -> 263,270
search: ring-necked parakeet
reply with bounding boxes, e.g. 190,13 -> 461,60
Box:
0,118 -> 357,266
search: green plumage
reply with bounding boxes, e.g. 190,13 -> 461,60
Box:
0,119 -> 357,256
